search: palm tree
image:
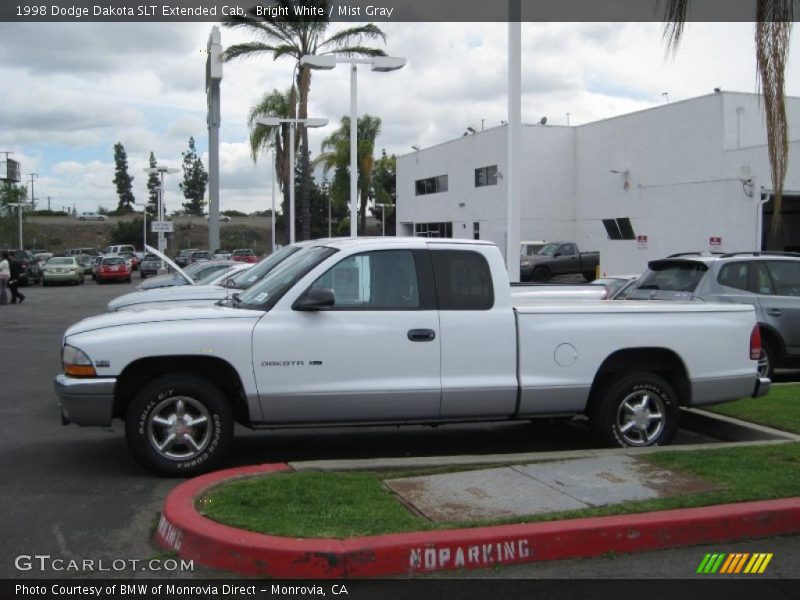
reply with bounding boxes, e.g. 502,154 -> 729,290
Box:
316,115 -> 383,234
223,0 -> 387,240
247,88 -> 295,244
661,1 -> 792,241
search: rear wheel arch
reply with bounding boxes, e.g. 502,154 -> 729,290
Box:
587,347 -> 691,411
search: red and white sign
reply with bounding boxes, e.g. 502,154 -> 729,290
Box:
637,235 -> 648,249
710,236 -> 722,248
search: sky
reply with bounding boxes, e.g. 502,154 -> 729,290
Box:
2,20 -> 800,215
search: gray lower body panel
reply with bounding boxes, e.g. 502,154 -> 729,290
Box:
690,374 -> 763,407
54,374 -> 117,426
517,385 -> 590,416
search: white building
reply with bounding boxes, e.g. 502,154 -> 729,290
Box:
396,92 -> 800,275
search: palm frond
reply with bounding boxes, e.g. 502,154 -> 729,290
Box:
658,0 -> 689,57
222,42 -> 278,62
756,1 -> 793,233
318,24 -> 387,50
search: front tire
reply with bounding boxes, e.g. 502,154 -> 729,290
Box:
125,374 -> 234,476
590,372 -> 679,448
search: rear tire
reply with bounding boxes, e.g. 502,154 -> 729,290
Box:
531,266 -> 550,282
125,374 -> 234,477
758,336 -> 777,380
590,372 -> 679,448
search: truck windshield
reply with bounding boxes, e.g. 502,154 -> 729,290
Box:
228,245 -> 301,290
538,243 -> 559,256
235,246 -> 338,311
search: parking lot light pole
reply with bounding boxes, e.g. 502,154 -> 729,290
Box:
7,202 -> 31,249
300,54 -> 406,238
376,203 -> 391,236
144,166 -> 179,253
256,117 -> 329,244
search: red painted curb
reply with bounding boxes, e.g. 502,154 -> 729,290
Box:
154,463 -> 800,578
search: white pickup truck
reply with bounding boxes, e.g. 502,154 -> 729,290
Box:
54,238 -> 768,475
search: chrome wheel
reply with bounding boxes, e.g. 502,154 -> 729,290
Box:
615,391 -> 666,446
147,396 -> 211,461
757,348 -> 771,379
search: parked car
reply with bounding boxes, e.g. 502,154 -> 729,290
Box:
520,240 -> 547,257
590,274 -> 640,299
117,251 -> 140,271
1,249 -> 42,285
75,212 -> 107,222
232,248 -> 258,263
34,252 -> 53,272
520,241 -> 600,282
66,247 -> 100,257
42,256 -> 84,286
206,214 -> 232,222
213,249 -> 232,260
624,251 -> 800,379
76,254 -> 94,276
175,249 -> 198,268
90,255 -> 104,280
95,256 -> 132,284
108,245 -> 305,311
58,238 -> 767,475
139,253 -> 164,279
102,244 -> 136,256
137,259 -> 240,291
188,250 -> 212,264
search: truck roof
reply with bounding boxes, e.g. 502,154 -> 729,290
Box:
316,237 -> 497,250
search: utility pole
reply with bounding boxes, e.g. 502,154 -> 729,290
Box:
28,173 -> 38,210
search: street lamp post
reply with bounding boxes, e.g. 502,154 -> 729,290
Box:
143,166 -> 179,253
8,202 -> 31,249
255,116 -> 328,244
300,54 -> 406,238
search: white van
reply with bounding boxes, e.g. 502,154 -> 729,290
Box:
102,245 -> 136,255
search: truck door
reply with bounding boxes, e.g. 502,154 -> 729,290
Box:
252,249 -> 442,424
429,246 -> 518,418
554,243 -> 579,275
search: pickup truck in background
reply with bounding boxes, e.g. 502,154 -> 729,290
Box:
520,241 -> 600,282
54,238 -> 767,475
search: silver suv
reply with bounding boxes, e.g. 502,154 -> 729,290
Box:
625,251 -> 800,379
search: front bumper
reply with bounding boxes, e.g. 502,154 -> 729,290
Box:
753,376 -> 771,398
54,374 -> 117,426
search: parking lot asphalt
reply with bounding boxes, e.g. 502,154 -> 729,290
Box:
1,279 -> 798,579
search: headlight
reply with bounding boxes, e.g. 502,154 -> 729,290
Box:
62,345 -> 96,377
521,260 -> 532,267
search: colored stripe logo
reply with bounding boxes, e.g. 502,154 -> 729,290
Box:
697,553 -> 773,574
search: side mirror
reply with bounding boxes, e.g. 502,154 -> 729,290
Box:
225,279 -> 237,289
553,252 -> 562,258
294,287 -> 335,311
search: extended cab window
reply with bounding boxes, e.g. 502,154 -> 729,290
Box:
308,250 -> 420,309
430,250 -> 494,310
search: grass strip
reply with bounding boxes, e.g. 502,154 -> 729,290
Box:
199,387 -> 800,538
706,384 -> 800,434
199,442 -> 800,539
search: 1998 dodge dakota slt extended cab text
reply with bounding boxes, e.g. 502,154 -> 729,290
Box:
54,238 -> 769,475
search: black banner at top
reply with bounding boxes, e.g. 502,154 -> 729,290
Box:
1,0 -> 794,23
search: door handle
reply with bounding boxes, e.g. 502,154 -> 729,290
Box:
408,329 -> 436,342
767,309 -> 783,317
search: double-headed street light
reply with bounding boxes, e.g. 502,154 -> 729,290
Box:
143,166 -> 179,253
255,116 -> 328,244
300,54 -> 406,238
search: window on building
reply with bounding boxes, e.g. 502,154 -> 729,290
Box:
475,165 -> 498,187
415,175 -> 448,196
415,222 -> 453,238
430,250 -> 494,310
602,217 -> 636,240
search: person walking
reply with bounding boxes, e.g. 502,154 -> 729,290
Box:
8,253 -> 25,304
0,252 -> 9,305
